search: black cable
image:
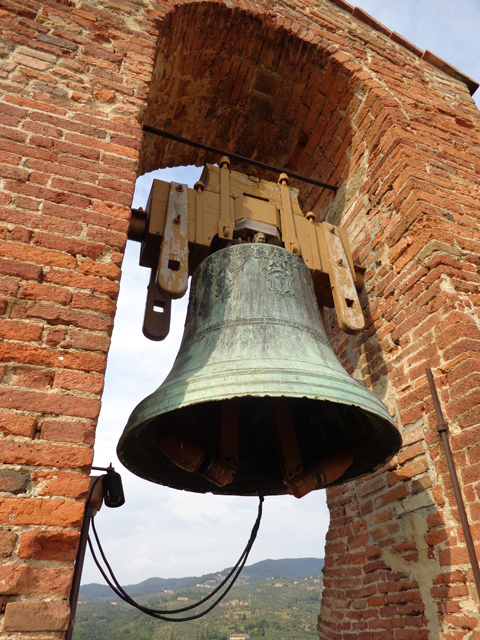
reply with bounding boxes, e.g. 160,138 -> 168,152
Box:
88,496 -> 262,621
90,510 -> 254,615
87,494 -> 264,622
91,508 -> 255,614
89,495 -> 263,617
88,536 -> 249,622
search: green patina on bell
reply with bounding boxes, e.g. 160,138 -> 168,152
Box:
117,243 -> 401,497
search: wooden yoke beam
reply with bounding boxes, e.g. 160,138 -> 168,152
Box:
129,163 -> 365,340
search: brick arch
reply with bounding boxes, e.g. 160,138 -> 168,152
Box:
138,0 -> 406,217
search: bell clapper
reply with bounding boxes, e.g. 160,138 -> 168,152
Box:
202,398 -> 239,487
157,398 -> 240,489
157,432 -> 205,473
269,397 -> 355,499
313,449 -> 354,485
270,397 -> 316,499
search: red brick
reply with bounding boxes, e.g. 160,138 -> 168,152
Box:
34,470 -> 90,499
34,231 -> 103,261
0,276 -> 19,296
40,419 -> 96,445
0,239 -> 77,269
443,615 -> 478,630
387,458 -> 429,486
17,529 -> 79,561
371,522 -> 401,541
0,257 -> 42,281
78,259 -> 121,281
0,342 -> 106,373
0,469 -> 29,494
13,369 -> 53,389
45,328 -> 67,346
63,329 -> 111,352
86,225 -> 126,249
53,370 -> 104,394
0,318 -> 43,341
11,302 -> 113,335
20,282 -> 72,305
369,509 -> 394,526
0,495 -> 84,529
397,442 -> 425,465
3,601 -> 70,632
374,484 -> 409,509
45,268 -> 120,299
0,529 -> 17,558
9,226 -> 33,243
0,413 -> 37,438
71,291 -> 116,316
42,200 -> 128,233
0,387 -> 100,420
0,439 -> 93,469
438,547 -> 472,566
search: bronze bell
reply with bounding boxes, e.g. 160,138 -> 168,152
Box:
117,243 -> 401,498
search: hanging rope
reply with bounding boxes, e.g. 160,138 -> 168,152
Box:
87,494 -> 264,621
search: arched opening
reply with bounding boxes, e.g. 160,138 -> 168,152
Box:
85,164 -> 331,614
138,2 -> 371,219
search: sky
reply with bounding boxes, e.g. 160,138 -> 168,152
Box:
82,0 -> 480,586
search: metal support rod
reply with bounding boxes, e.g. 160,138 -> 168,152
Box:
142,125 -> 339,192
426,368 -> 480,601
65,503 -> 95,640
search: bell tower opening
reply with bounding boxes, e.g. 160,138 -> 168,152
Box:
86,162 -> 333,586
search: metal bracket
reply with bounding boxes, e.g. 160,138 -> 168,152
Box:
157,182 -> 189,299
218,156 -> 234,242
128,164 -> 366,340
320,223 -> 365,333
278,173 -> 301,257
143,270 -> 172,341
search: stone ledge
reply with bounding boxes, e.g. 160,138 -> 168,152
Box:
352,7 -> 392,37
422,50 -> 479,96
389,31 -> 423,57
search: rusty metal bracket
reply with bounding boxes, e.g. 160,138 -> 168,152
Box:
218,157 -> 234,241
157,182 -> 189,299
278,173 -> 301,257
426,368 -> 480,602
320,223 -> 365,334
143,270 -> 172,341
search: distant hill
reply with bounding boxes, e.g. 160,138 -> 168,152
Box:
74,573 -> 324,640
79,557 -> 324,603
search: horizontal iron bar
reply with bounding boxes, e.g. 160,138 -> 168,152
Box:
142,125 -> 339,192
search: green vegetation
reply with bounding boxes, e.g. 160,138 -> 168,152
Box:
73,576 -> 323,640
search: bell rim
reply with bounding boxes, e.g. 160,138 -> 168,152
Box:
120,367 -> 397,437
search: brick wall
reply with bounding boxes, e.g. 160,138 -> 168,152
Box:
0,0 -> 479,638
